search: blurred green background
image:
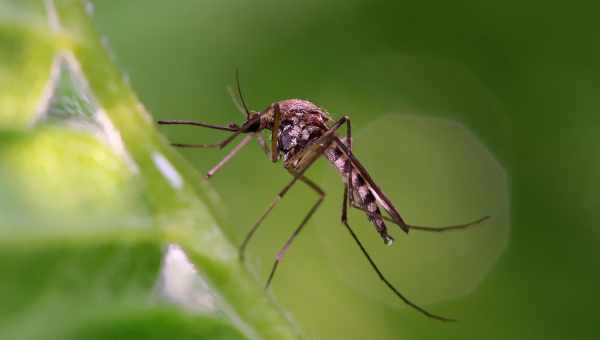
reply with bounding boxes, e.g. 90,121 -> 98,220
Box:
87,1 -> 598,339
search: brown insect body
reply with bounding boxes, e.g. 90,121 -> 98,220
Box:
258,99 -> 396,245
158,86 -> 489,322
260,99 -> 332,166
325,144 -> 396,245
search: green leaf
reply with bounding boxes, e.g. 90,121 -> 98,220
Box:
0,7 -> 57,128
0,1 -> 300,339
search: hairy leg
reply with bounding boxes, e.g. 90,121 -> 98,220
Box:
205,134 -> 254,179
158,119 -> 239,132
340,185 -> 454,321
239,117 -> 348,260
238,139 -> 333,261
350,203 -> 490,232
264,176 -> 325,289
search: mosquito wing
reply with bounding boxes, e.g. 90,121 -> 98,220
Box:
333,136 -> 410,233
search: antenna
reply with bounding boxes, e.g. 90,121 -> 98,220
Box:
235,69 -> 251,119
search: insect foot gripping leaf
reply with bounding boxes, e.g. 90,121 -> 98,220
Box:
0,1 -> 301,340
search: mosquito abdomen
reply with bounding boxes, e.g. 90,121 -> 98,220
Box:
325,144 -> 394,245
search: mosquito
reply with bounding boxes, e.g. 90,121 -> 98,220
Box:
157,73 -> 490,322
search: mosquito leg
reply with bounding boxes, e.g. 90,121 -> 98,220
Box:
265,176 -> 325,289
342,179 -> 350,221
407,216 -> 490,232
239,132 -> 337,262
349,203 -> 490,232
261,117 -> 353,284
170,142 -> 223,148
270,103 -> 282,162
158,119 -> 239,132
343,116 -> 355,205
238,165 -> 322,261
254,132 -> 270,156
340,185 -> 454,321
202,132 -> 271,178
240,117 -> 347,261
165,122 -> 243,152
334,118 -> 487,234
170,134 -> 252,179
204,134 -> 254,179
169,134 -> 264,179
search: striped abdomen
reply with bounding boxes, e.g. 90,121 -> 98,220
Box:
325,143 -> 394,245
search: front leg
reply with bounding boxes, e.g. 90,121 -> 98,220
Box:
270,103 -> 282,162
240,118 -> 346,260
264,176 -> 325,289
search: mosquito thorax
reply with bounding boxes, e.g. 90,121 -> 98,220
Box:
260,99 -> 334,166
259,99 -> 332,131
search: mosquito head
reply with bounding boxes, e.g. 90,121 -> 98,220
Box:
239,112 -> 262,132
